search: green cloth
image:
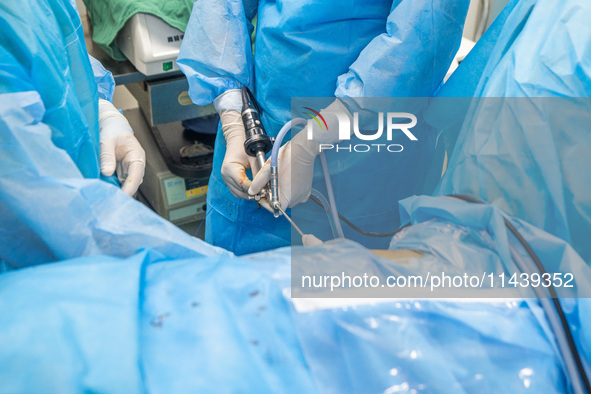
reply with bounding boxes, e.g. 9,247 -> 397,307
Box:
83,0 -> 194,60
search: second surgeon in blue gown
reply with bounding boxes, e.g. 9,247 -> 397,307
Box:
177,0 -> 470,255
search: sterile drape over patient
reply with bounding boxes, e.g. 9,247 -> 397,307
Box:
1,195 -> 590,392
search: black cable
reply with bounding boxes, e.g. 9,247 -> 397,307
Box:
309,194 -> 408,237
450,194 -> 590,394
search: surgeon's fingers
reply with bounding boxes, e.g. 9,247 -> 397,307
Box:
121,159 -> 145,196
258,195 -> 290,214
249,162 -> 271,195
247,155 -> 260,176
99,138 -> 117,176
221,163 -> 252,199
115,136 -> 146,196
227,180 -> 250,199
241,177 -> 252,193
258,198 -> 274,214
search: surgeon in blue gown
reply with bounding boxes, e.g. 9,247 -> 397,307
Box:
0,0 -> 145,196
0,0 -> 156,269
177,0 -> 471,255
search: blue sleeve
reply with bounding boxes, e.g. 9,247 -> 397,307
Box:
88,55 -> 115,102
177,0 -> 258,105
335,0 -> 470,98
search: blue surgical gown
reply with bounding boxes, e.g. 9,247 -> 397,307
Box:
177,0 -> 470,254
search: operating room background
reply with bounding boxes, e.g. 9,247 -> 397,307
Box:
74,0 -> 511,241
75,0 -> 510,121
76,0 -> 509,238
76,0 -> 141,112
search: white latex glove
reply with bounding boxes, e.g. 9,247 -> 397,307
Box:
250,130 -> 318,211
98,99 -> 146,196
219,111 -> 258,198
214,90 -> 258,199
249,100 -> 351,211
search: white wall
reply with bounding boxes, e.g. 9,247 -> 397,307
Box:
75,0 -> 86,15
113,86 -> 139,110
464,0 -> 512,41
463,0 -> 483,41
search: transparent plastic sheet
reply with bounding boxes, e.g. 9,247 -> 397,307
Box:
1,196 -> 590,392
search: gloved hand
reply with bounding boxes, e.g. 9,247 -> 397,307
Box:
250,99 -> 351,211
214,90 -> 258,199
249,127 -> 318,211
98,99 -> 146,196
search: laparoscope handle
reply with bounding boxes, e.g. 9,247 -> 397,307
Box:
240,86 -> 275,205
